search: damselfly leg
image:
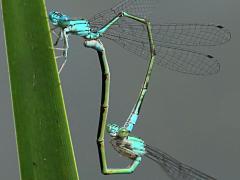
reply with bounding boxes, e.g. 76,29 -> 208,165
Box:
51,26 -> 63,46
50,27 -> 69,74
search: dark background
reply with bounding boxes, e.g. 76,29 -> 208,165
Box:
0,0 -> 239,179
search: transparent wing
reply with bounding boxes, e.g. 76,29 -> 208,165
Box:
145,144 -> 217,180
104,23 -> 231,46
89,0 -> 157,32
104,31 -> 220,75
88,0 -> 230,75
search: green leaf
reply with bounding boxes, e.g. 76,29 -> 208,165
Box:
1,0 -> 79,179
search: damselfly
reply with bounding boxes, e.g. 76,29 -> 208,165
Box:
49,0 -> 230,75
49,0 -> 230,178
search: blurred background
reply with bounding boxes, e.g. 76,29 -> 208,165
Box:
0,0 -> 239,179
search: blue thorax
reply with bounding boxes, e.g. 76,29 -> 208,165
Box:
49,11 -> 100,39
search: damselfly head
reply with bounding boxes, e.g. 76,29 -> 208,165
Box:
48,11 -> 69,25
106,123 -> 120,137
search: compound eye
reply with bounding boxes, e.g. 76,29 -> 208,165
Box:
54,11 -> 63,17
117,128 -> 129,138
106,123 -> 120,136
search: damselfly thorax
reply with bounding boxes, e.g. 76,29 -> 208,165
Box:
110,136 -> 146,160
64,19 -> 91,36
